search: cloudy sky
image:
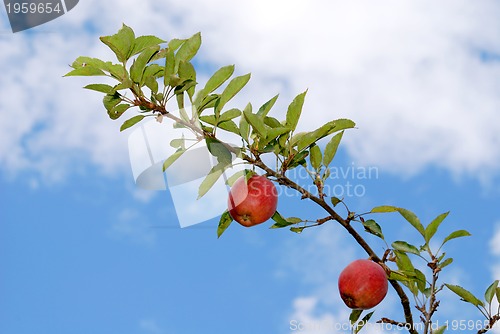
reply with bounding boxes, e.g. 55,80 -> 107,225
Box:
1,1 -> 500,333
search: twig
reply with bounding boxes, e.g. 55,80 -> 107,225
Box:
377,317 -> 411,328
250,156 -> 418,334
144,98 -> 418,334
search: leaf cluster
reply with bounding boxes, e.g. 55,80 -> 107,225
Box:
65,24 -> 357,238
65,24 -> 498,334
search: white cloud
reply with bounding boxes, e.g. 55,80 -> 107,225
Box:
109,208 -> 156,246
490,223 -> 500,257
139,319 -> 164,334
2,0 -> 500,185
288,296 -> 387,334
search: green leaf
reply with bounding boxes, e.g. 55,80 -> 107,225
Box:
257,94 -> 279,117
70,56 -> 107,70
392,241 -> 421,256
83,84 -> 114,93
179,108 -> 190,124
225,170 -> 252,187
164,48 -> 175,87
130,45 -> 160,83
398,208 -> 425,237
330,197 -> 342,207
362,219 -> 384,239
271,211 -> 288,227
174,79 -> 197,95
105,63 -> 128,81
176,93 -> 185,110
178,61 -> 197,99
162,148 -> 186,171
297,119 -> 355,151
199,115 -> 217,125
259,127 -> 290,149
322,167 -> 331,180
129,35 -> 166,58
270,215 -> 302,229
264,116 -> 282,128
243,108 -> 268,138
145,76 -> 159,94
431,325 -> 447,334
388,270 -> 411,282
445,284 -> 484,307
394,250 -> 415,273
178,60 -> 196,81
297,128 -> 327,151
485,280 -> 499,304
143,64 -> 164,80
309,144 -> 322,170
442,229 -> 472,245
286,217 -> 302,224
496,287 -> 500,304
371,206 -> 425,237
414,269 -> 427,292
423,287 -> 433,298
285,90 -> 307,131
425,211 -> 450,244
108,104 -> 130,120
197,94 -> 219,114
103,91 -> 122,111
287,150 -> 309,169
219,108 -> 242,123
217,73 -> 251,112
290,227 -> 306,234
201,115 -> 240,135
195,65 -> 235,107
206,137 -> 232,166
290,132 -> 307,147
239,104 -> 251,141
170,138 -> 186,149
206,64 -> 235,92
354,311 -> 374,334
175,32 -> 201,63
64,67 -> 106,77
370,205 -> 398,213
120,115 -> 145,131
217,210 -> 233,238
198,164 -> 226,199
218,120 -> 240,135
438,257 -> 453,269
323,131 -> 344,166
349,309 -> 363,325
168,38 -> 186,51
99,24 -> 135,63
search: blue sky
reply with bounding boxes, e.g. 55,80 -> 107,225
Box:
1,1 -> 500,334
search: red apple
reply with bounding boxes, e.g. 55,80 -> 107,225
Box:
338,259 -> 388,310
228,175 -> 278,227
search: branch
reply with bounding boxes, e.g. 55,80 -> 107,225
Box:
249,156 -> 418,334
478,315 -> 500,334
144,98 -> 417,333
423,262 -> 441,334
377,317 -> 409,328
